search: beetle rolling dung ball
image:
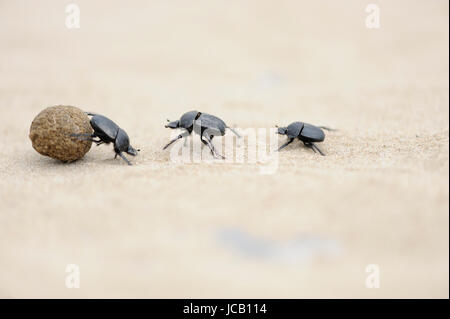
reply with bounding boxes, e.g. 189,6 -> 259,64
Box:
29,105 -> 93,162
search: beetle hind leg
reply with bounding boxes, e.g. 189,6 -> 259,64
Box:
312,143 -> 325,156
304,142 -> 325,156
319,126 -> 337,132
201,135 -> 225,159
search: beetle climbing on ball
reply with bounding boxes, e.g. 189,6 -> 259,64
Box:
276,121 -> 335,156
72,113 -> 140,165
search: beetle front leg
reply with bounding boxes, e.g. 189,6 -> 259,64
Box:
277,138 -> 294,151
117,152 -> 132,165
163,130 -> 190,150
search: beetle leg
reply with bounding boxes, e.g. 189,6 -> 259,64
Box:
117,152 -> 132,165
319,126 -> 336,132
70,133 -> 104,145
304,142 -> 317,153
70,133 -> 95,141
311,143 -> 326,156
200,138 -> 210,152
226,126 -> 241,138
208,135 -> 226,159
163,130 -> 190,150
201,135 -> 225,159
304,142 -> 325,156
277,138 -> 294,151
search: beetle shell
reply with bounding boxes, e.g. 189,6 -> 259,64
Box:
179,110 -> 200,129
194,113 -> 227,136
90,115 -> 120,142
286,122 -> 303,138
300,123 -> 325,143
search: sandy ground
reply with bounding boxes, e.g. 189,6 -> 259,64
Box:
0,0 -> 448,298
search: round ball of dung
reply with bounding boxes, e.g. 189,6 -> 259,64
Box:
29,105 -> 93,162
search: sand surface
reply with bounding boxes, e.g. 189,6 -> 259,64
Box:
0,0 -> 448,298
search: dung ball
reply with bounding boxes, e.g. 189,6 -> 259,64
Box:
29,105 -> 93,162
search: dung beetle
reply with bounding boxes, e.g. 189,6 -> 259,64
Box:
72,113 -> 139,165
276,121 -> 334,156
163,110 -> 241,159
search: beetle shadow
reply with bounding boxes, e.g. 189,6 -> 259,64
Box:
26,152 -> 91,168
215,227 -> 341,264
277,140 -> 328,156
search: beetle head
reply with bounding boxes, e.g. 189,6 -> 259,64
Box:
127,145 -> 140,156
165,119 -> 180,129
115,129 -> 133,153
276,126 -> 287,135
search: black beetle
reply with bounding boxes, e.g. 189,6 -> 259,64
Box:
163,110 -> 241,159
276,121 -> 333,156
72,113 -> 139,165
